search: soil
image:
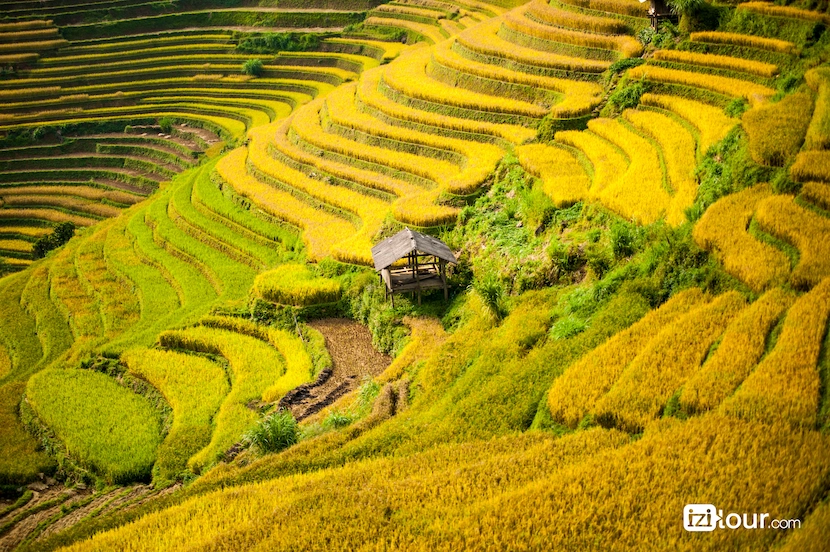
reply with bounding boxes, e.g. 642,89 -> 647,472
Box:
281,319 -> 392,421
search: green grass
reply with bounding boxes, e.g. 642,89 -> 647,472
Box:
0,382 -> 55,484
122,348 -> 230,485
26,369 -> 162,484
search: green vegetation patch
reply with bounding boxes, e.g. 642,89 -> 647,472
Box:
253,263 -> 342,307
0,383 -> 55,484
25,369 -> 162,484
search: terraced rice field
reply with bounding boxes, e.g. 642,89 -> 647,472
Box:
1,0 -> 830,550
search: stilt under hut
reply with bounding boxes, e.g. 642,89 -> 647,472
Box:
371,228 -> 457,306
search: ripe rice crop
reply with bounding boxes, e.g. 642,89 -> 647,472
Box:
627,65 -> 775,105
516,143 -> 591,206
804,68 -> 830,150
252,263 -> 341,307
690,31 -> 797,54
0,28 -> 59,42
0,208 -> 96,226
743,92 -> 812,166
0,53 -> 39,64
559,0 -> 648,17
720,276 -> 830,428
693,184 -> 791,291
755,194 -> 830,289
679,288 -> 794,414
790,151 -> 830,182
0,225 -> 51,238
358,66 -> 536,144
527,0 -> 628,34
2,186 -> 142,205
0,382 -> 55,484
272,117 -> 422,200
26,369 -> 162,484
457,19 -> 611,73
0,86 -> 60,101
158,326 -> 285,472
588,118 -> 671,225
215,147 -> 355,262
554,128 -> 628,194
326,82 -> 504,195
365,16 -> 446,45
294,96 -> 453,187
738,1 -> 830,24
433,39 -> 604,118
639,93 -> 738,154
0,240 -> 32,253
504,6 -> 642,58
593,291 -> 746,433
0,39 -> 67,54
1,194 -> 121,219
56,411 -> 830,551
122,348 -> 229,484
0,21 -> 52,33
374,4 -> 447,20
378,316 -> 448,383
623,108 -> 698,226
548,288 -> 708,428
197,315 -> 313,404
652,49 -> 778,78
386,47 -> 549,117
801,182 -> 830,211
248,121 -> 384,264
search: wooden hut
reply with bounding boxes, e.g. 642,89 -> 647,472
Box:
371,228 -> 456,305
641,0 -> 673,29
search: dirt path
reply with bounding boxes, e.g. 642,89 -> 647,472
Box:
281,319 -> 392,421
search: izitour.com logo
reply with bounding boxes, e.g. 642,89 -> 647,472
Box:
684,504 -> 801,532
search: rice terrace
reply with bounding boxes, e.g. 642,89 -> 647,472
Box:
0,0 -> 829,548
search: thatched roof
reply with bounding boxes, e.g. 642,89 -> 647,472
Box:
371,228 -> 457,271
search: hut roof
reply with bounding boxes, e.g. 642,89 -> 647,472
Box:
371,228 -> 457,271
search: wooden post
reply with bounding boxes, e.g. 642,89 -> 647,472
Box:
440,259 -> 448,300
414,251 -> 421,305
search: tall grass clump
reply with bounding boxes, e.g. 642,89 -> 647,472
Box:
243,411 -> 298,455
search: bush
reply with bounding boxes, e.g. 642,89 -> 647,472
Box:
471,272 -> 507,320
158,117 -> 174,133
237,32 -> 321,54
607,82 -> 646,113
610,222 -> 636,259
242,411 -> 298,455
242,58 -> 264,77
32,221 -> 75,259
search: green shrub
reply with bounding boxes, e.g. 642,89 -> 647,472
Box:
237,32 -> 321,54
243,411 -> 298,455
242,58 -> 264,77
471,272 -> 507,320
610,222 -> 637,259
32,222 -> 75,259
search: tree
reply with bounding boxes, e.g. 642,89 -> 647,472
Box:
242,58 -> 264,77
